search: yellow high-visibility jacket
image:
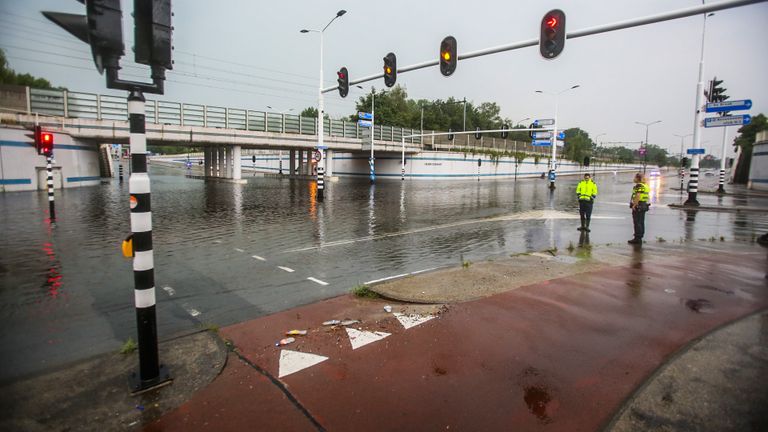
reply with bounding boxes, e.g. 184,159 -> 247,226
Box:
576,180 -> 598,201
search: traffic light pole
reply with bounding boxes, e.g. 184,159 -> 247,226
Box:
46,155 -> 55,221
127,89 -> 170,393
685,12 -> 711,207
316,31 -> 326,201
370,90 -> 375,183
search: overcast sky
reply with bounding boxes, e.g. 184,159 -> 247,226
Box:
1,0 -> 766,157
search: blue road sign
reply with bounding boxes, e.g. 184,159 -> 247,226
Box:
357,119 -> 372,128
557,132 -> 565,140
705,99 -> 752,113
532,131 -> 552,139
703,114 -> 751,128
534,118 -> 555,127
687,148 -> 706,155
358,112 -> 373,120
532,140 -> 551,146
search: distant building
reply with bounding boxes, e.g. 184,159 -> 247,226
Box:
748,131 -> 768,191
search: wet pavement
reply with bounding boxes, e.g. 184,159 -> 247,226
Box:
145,240 -> 768,432
1,166 -> 767,382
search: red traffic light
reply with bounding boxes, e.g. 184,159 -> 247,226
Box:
546,16 -> 558,28
41,133 -> 53,145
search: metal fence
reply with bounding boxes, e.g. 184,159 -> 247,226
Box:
28,88 -> 424,144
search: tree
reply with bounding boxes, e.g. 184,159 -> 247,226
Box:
562,128 -> 593,163
300,107 -> 318,118
0,49 -> 55,89
732,113 -> 767,184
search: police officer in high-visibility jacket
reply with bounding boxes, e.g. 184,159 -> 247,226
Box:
628,173 -> 651,244
576,173 -> 598,232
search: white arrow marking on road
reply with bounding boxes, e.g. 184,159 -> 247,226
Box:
278,350 -> 329,378
251,255 -> 266,261
277,266 -> 295,273
345,328 -> 391,350
393,312 -> 435,330
307,277 -> 329,286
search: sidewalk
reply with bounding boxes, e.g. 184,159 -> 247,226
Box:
142,241 -> 767,431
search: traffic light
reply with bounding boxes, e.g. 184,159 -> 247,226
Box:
134,0 -> 173,70
681,157 -> 689,168
439,36 -> 457,77
528,123 -> 536,139
475,127 -> 482,140
383,52 -> 397,87
28,126 -> 54,156
583,156 -> 590,167
448,128 -> 454,141
337,67 -> 349,98
500,124 -> 509,139
540,9 -> 566,59
43,0 -> 125,74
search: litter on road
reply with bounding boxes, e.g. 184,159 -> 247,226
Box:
275,337 -> 295,346
285,330 -> 307,336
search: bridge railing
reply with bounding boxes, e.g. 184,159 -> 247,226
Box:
27,87 -> 425,146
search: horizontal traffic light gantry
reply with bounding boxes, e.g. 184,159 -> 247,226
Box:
540,9 -> 566,59
383,52 -> 397,87
440,36 -> 457,77
337,67 -> 349,98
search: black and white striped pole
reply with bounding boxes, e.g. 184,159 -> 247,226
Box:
119,162 -> 124,182
127,89 -> 170,392
46,155 -> 56,221
717,126 -> 727,194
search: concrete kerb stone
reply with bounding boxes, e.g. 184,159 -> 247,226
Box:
0,330 -> 228,432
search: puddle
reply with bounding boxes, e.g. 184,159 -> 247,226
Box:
683,298 -> 714,313
517,367 -> 558,424
523,385 -> 553,423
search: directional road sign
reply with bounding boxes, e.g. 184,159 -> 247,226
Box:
687,148 -> 706,155
358,112 -> 373,120
703,114 -> 751,128
705,99 -> 752,113
357,119 -> 372,128
532,131 -> 552,139
557,132 -> 565,140
534,118 -> 555,127
532,140 -> 551,146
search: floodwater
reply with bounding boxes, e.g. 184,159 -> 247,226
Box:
1,166 -> 766,381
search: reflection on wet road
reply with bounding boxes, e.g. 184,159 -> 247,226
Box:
0,166 -> 766,381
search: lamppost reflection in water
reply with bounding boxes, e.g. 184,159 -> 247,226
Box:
368,183 -> 376,237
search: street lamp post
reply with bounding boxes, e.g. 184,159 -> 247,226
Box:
356,85 -> 376,183
266,107 -> 293,175
674,133 -> 693,193
685,10 -> 714,207
300,9 -> 346,201
535,84 -> 580,190
635,120 -> 662,174
594,132 -> 606,176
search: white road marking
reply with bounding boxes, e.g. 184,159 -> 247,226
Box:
234,248 -> 244,253
393,312 -> 435,330
283,210 -> 622,253
183,305 -> 201,317
162,286 -> 175,296
307,277 -> 328,286
278,350 -> 328,378
277,266 -> 295,273
345,328 -> 390,350
251,255 -> 266,261
364,267 -> 440,286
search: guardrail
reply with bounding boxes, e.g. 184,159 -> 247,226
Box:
27,88 -> 426,145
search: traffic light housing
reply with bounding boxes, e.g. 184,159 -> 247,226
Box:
540,9 -> 566,59
475,127 -> 482,140
448,128 -> 454,141
439,36 -> 457,77
337,67 -> 349,98
528,123 -> 536,139
583,156 -> 590,167
28,126 -> 54,156
134,0 -> 173,70
500,124 -> 509,139
43,0 -> 125,74
681,157 -> 689,168
383,52 -> 397,87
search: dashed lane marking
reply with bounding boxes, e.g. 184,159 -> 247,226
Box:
234,248 -> 245,253
162,286 -> 175,296
277,266 -> 295,273
183,304 -> 201,317
251,255 -> 266,261
278,350 -> 329,378
307,277 -> 329,286
364,267 -> 440,286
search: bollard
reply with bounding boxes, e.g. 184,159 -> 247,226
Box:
47,155 -> 55,221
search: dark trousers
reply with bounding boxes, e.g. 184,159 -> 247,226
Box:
579,200 -> 593,226
632,208 -> 647,239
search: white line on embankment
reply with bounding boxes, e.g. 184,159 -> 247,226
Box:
307,277 -> 329,286
277,266 -> 295,273
364,267 -> 440,286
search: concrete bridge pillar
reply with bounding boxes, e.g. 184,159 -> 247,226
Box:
204,147 -> 211,177
289,150 -> 296,177
225,146 -> 233,179
217,146 -> 225,178
306,149 -> 313,175
232,146 -> 242,180
298,150 -> 304,177
326,149 -> 334,177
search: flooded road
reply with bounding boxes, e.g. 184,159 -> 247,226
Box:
1,166 -> 766,381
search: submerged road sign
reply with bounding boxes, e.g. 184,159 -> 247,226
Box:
687,148 -> 706,155
705,99 -> 752,113
703,114 -> 751,128
534,118 -> 555,127
358,112 -> 373,120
